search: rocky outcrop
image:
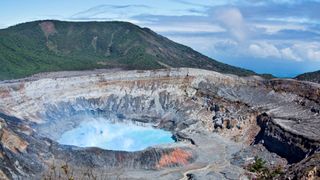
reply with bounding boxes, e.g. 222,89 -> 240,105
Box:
281,152 -> 320,179
0,129 -> 28,154
255,113 -> 320,163
265,79 -> 320,103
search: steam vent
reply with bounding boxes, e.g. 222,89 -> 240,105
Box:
0,68 -> 319,179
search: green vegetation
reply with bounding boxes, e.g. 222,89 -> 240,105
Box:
0,20 -> 256,80
295,70 -> 320,83
249,157 -> 267,173
247,156 -> 284,180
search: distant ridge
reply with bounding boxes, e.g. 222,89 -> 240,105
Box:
0,20 -> 256,80
295,70 -> 320,83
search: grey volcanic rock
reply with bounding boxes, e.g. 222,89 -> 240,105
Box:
0,68 -> 319,179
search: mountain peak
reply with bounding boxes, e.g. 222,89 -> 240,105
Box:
0,20 -> 256,80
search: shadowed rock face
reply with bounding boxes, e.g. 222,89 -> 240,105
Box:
0,68 -> 319,179
255,113 -> 319,163
281,152 -> 320,179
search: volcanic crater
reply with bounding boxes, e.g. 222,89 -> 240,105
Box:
0,68 -> 319,179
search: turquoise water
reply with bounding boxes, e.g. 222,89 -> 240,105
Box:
57,118 -> 174,151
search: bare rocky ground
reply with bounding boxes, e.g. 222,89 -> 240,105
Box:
0,68 -> 319,179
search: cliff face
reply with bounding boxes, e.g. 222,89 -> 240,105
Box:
0,68 -> 319,179
256,113 -> 319,163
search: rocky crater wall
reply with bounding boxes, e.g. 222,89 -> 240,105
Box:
0,68 -> 319,179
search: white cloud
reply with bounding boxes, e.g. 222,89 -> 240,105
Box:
215,7 -> 247,41
254,23 -> 307,34
248,41 -> 320,61
292,42 -> 320,61
148,22 -> 226,33
266,17 -> 320,25
307,49 -> 320,61
280,47 -> 301,61
248,42 -> 281,58
167,35 -> 239,55
244,0 -> 299,5
71,4 -> 208,21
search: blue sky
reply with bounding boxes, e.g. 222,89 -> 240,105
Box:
1,0 -> 320,77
